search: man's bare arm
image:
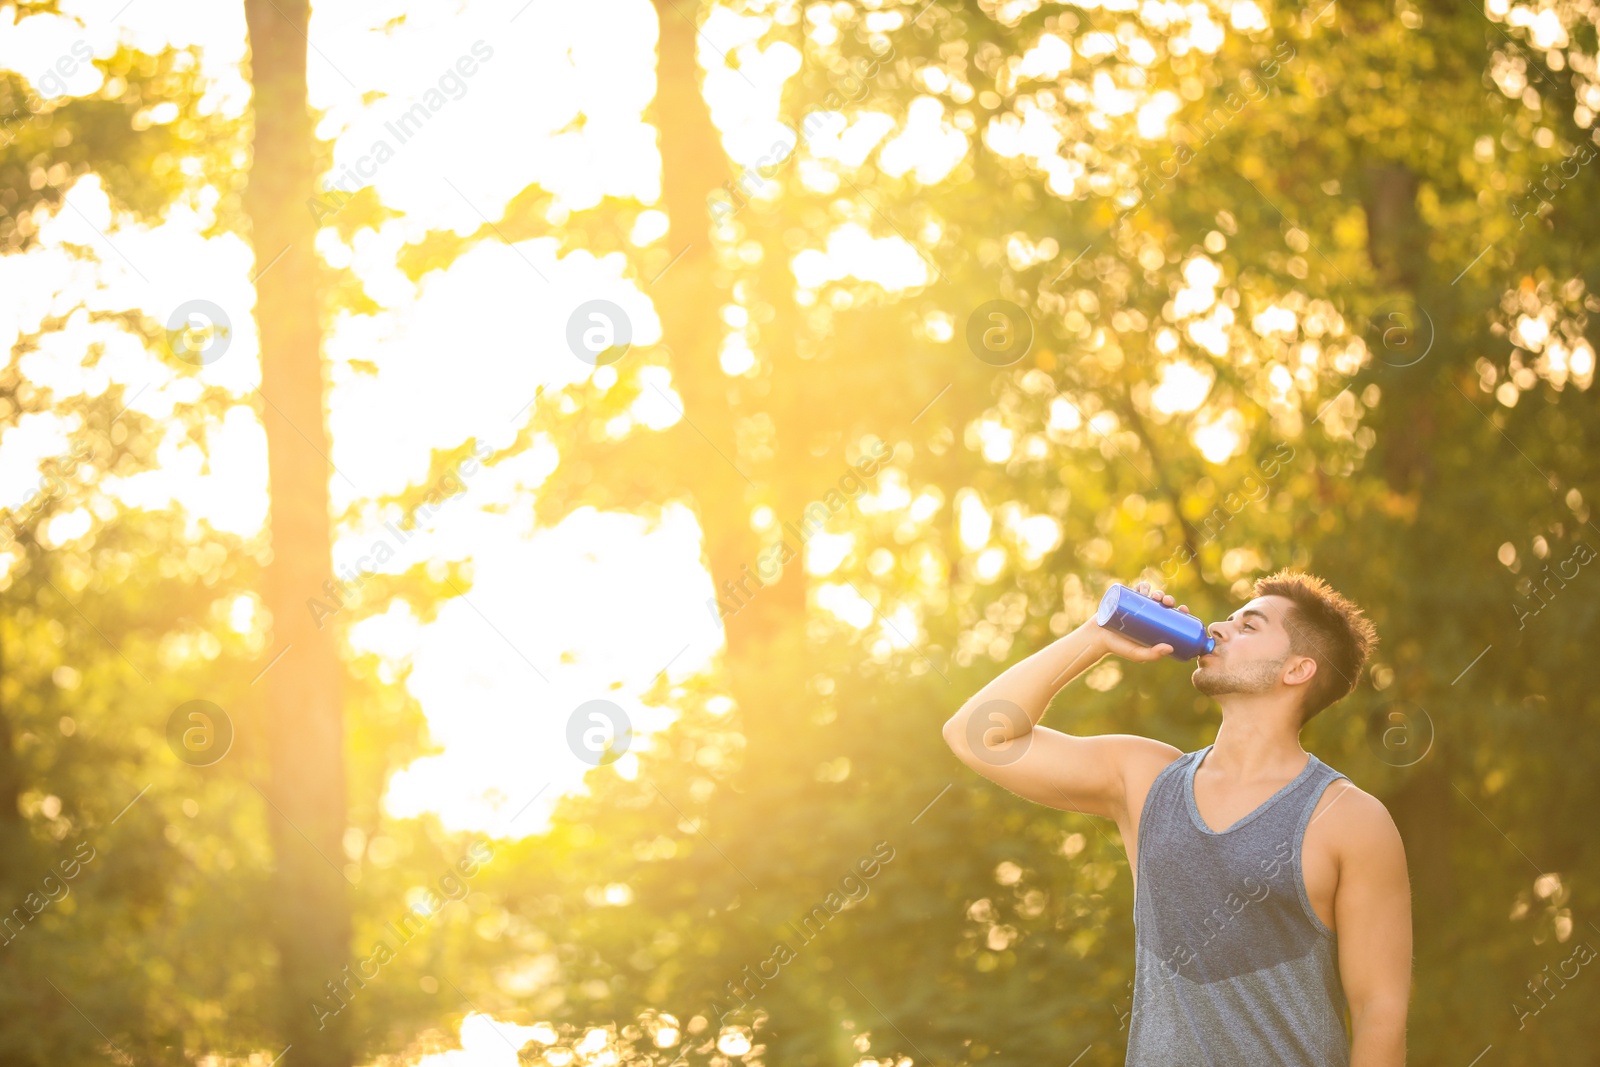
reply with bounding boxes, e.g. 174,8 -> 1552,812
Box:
1333,789 -> 1413,1066
941,581 -> 1185,820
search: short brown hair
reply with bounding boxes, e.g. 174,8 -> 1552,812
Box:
1253,569 -> 1379,724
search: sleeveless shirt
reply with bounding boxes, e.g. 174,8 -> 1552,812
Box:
1125,744 -> 1352,1066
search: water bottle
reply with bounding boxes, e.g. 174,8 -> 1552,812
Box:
1095,583 -> 1216,660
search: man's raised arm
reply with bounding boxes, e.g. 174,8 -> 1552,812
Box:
940,580 -> 1186,820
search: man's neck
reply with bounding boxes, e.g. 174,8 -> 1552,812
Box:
1206,709 -> 1308,781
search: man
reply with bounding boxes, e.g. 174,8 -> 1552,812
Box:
942,570 -> 1411,1066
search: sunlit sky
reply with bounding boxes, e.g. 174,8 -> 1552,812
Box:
6,0 -> 1098,852
0,0 -> 1352,855
0,8 -> 845,1059
21,0 -> 1592,848
11,0 -> 1575,859
8,0 -> 1598,1062
0,0 -> 749,842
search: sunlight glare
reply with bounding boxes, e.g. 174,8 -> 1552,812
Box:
1192,407 -> 1246,463
791,223 -> 933,293
1150,360 -> 1214,414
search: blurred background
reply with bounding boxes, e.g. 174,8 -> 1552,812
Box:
0,0 -> 1595,1063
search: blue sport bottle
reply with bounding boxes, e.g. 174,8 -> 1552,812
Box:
1095,583 -> 1216,660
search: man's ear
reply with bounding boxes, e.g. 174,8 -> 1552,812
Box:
1284,655 -> 1318,688
1280,655 -> 1318,687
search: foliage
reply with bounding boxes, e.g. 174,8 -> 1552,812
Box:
6,0 -> 1600,1065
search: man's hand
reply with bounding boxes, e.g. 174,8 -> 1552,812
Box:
1089,580 -> 1194,662
940,575 -> 1188,819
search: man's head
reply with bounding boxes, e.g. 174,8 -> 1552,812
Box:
1192,569 -> 1378,725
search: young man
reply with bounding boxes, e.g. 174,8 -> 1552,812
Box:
942,570 -> 1411,1066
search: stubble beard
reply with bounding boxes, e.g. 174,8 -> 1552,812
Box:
1193,654 -> 1287,697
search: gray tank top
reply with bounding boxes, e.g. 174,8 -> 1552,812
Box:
1125,744 -> 1351,1066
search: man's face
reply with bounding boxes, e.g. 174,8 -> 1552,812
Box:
1192,594 -> 1297,698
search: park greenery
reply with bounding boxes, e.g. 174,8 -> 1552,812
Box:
2,0 -> 1598,1064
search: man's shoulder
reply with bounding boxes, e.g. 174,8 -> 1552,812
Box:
1115,736 -> 1189,808
1311,778 -> 1405,865
1121,735 -> 1188,779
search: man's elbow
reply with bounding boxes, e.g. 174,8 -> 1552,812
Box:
1350,993 -> 1409,1035
945,709 -> 992,765
941,712 -> 964,754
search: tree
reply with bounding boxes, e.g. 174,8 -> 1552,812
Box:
0,14 -> 283,1064
240,2 -> 350,1064
500,0 -> 1600,1064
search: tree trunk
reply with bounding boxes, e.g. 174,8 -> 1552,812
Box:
649,0 -> 807,788
0,621 -> 22,885
1360,156 -> 1458,1013
241,3 -> 350,1064
1361,163 -> 1424,292
1360,161 -> 1435,495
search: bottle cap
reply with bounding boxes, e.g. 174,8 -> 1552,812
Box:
1095,584 -> 1122,626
